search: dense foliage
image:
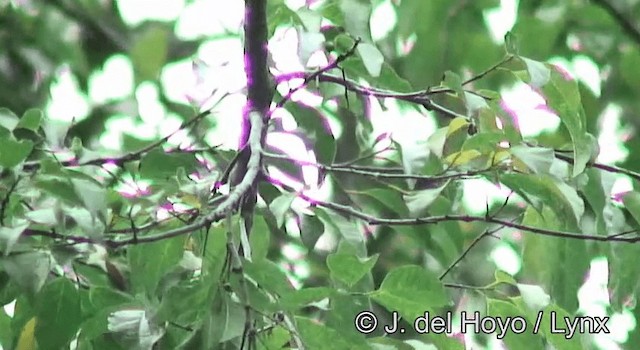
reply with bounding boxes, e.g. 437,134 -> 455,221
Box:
1,0 -> 640,349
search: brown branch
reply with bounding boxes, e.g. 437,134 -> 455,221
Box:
299,194 -> 640,243
244,0 -> 272,114
273,53 -> 510,110
591,0 -> 640,47
273,38 -> 361,111
23,113 -> 266,248
23,0 -> 271,250
275,71 -> 466,119
262,151 -> 484,181
23,107 -> 213,171
439,213 -> 518,281
555,152 -> 640,182
462,54 -> 514,86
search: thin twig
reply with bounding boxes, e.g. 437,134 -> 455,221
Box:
591,0 -> 640,46
0,177 -> 20,226
555,152 -> 640,182
439,220 -> 513,281
273,38 -> 361,111
262,151 -> 484,181
22,112 -> 266,248
298,193 -> 640,243
462,55 -> 514,86
23,107 -> 213,171
225,218 -> 253,350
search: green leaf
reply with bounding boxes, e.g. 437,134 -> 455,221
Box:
279,287 -> 333,311
156,282 -> 209,324
202,225 -> 227,281
537,303 -> 583,350
510,145 -> 554,174
18,109 -> 43,131
443,117 -> 470,156
622,191 -> 640,227
315,206 -> 366,253
42,119 -> 71,149
403,182 -> 449,218
256,326 -> 291,349
517,60 -> 591,176
296,8 -> 323,32
249,215 -> 270,261
516,283 -> 551,311
495,270 -> 517,285
269,192 -> 296,228
353,188 -> 409,217
107,307 -> 165,349
286,103 -> 337,167
131,26 -> 169,82
487,299 -> 544,349
620,47 -> 640,93
299,213 -> 324,250
1,251 -> 53,295
0,138 -> 33,168
461,131 -> 504,153
504,31 -> 518,54
0,308 -> 11,348
0,220 -> 29,255
443,71 -> 464,97
89,286 -> 134,310
609,242 -> 640,310
72,178 -> 107,224
0,108 -> 19,131
581,168 -> 614,234
337,0 -> 372,42
356,43 -> 384,77
500,173 -> 583,228
444,149 -> 485,169
520,206 -> 589,311
368,337 -> 417,350
243,259 -> 293,296
206,293 -> 245,345
267,0 -> 303,36
327,242 -> 378,288
128,236 -> 184,295
295,316 -> 367,350
35,278 -> 82,350
490,99 -> 522,143
298,30 -> 325,64
25,208 -> 59,226
372,265 -> 450,320
140,149 -> 198,183
34,176 -> 81,206
337,38 -> 413,92
520,57 -> 550,88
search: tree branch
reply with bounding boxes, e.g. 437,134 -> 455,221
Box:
273,38 -> 361,110
276,71 -> 468,119
244,0 -> 272,115
23,112 -> 265,248
262,151 -> 484,181
591,0 -> 640,47
22,107 -> 213,171
299,193 -> 640,243
555,152 -> 640,182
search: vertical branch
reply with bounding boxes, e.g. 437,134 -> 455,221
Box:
244,0 -> 272,117
233,0 -> 273,237
229,2 -> 271,346
240,0 -> 271,150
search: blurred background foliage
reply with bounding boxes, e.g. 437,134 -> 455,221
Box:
2,0 -> 639,170
1,0 -> 640,348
